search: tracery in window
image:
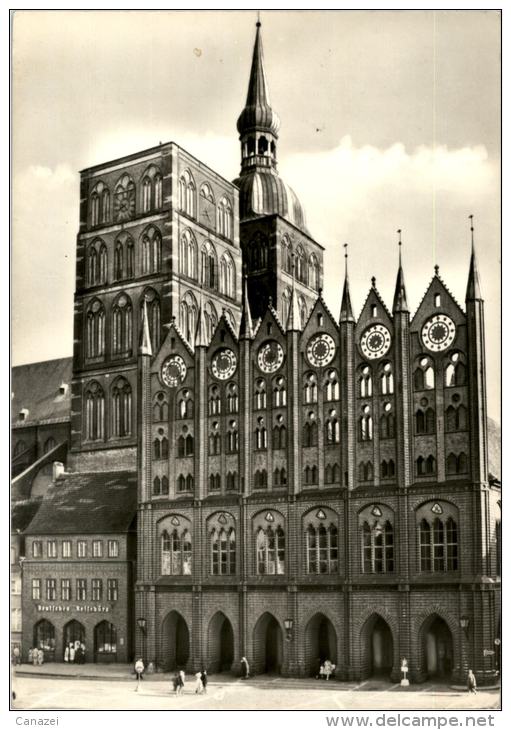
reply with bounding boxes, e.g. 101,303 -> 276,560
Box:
303,373 -> 318,404
111,293 -> 132,356
179,229 -> 197,280
84,381 -> 105,441
86,299 -> 105,358
179,169 -> 196,217
256,525 -> 285,575
111,377 -> 132,438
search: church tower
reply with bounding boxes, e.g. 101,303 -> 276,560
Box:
234,22 -> 324,324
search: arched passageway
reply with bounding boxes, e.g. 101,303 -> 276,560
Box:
305,613 -> 337,676
207,612 -> 234,673
63,620 -> 85,659
160,611 -> 190,671
253,613 -> 283,675
34,619 -> 56,662
420,615 -> 454,680
361,614 -> 394,679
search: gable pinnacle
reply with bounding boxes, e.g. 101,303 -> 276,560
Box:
393,229 -> 409,313
239,274 -> 254,339
286,253 -> 301,331
466,213 -> 483,301
194,287 -> 209,348
139,297 -> 153,356
340,242 -> 354,323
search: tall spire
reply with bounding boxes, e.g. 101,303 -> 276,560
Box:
393,229 -> 409,313
340,243 -> 354,322
195,287 -> 209,348
239,274 -> 254,339
286,254 -> 301,331
466,214 -> 482,300
139,297 -> 153,356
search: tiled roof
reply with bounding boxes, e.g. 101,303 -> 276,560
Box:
12,357 -> 73,427
12,499 -> 43,532
24,470 -> 137,535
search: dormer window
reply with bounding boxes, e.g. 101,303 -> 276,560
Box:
19,408 -> 29,421
59,383 -> 68,396
434,294 -> 441,308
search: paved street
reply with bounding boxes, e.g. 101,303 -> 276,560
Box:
12,675 -> 500,711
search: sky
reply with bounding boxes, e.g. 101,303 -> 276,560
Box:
11,9 -> 501,421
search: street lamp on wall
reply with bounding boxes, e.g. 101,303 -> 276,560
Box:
459,615 -> 470,638
284,618 -> 293,642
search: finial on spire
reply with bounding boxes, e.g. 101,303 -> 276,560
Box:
371,276 -> 376,288
340,243 -> 354,323
434,264 -> 439,276
397,229 -> 403,266
256,10 -> 261,27
469,213 -> 475,252
466,213 -> 482,300
393,231 -> 409,313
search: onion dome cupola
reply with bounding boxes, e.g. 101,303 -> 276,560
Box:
234,21 -> 308,234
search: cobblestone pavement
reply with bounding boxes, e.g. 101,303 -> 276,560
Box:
11,675 -> 500,711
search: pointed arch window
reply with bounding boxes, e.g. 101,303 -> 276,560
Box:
179,229 -> 197,280
445,404 -> 467,432
111,377 -> 132,438
256,526 -> 285,574
303,418 -> 318,448
84,381 -> 105,441
204,300 -> 218,342
254,379 -> 267,410
255,422 -> 268,450
209,386 -> 221,415
226,471 -> 239,491
362,520 -> 394,573
179,169 -> 196,217
177,431 -> 194,457
446,452 -> 468,475
358,461 -> 374,482
209,430 -> 221,456
226,422 -> 239,453
113,240 -> 123,279
306,523 -> 338,574
141,227 -> 162,274
281,236 -> 292,273
380,363 -> 394,394
161,527 -> 192,576
114,174 -> 136,222
142,177 -> 152,213
201,241 -> 217,290
141,290 -> 161,352
153,392 -> 168,422
414,357 -> 435,390
220,253 -> 235,298
303,373 -> 318,404
281,287 -> 291,324
416,454 -> 436,476
325,463 -> 341,484
445,353 -> 466,387
272,424 -> 287,450
325,370 -> 339,401
380,411 -> 395,439
254,470 -> 268,490
209,473 -> 221,492
325,415 -> 340,444
381,459 -> 396,479
153,436 -> 169,460
304,465 -> 318,486
86,299 -> 105,359
419,515 -> 458,572
99,245 -> 108,284
273,467 -> 287,487
359,408 -> 373,441
177,390 -> 193,419
359,366 -> 373,397
295,245 -> 307,284
308,253 -> 320,290
273,376 -> 287,407
217,196 -> 233,239
211,527 -> 236,575
111,294 -> 133,356
87,244 -> 98,286
227,383 -> 239,413
90,181 -> 110,226
180,290 -> 198,345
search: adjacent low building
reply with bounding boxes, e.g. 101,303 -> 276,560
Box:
21,470 -> 137,663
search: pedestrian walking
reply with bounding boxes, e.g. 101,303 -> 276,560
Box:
32,648 -> 38,666
13,646 -> 21,666
80,642 -> 86,664
172,672 -> 180,695
241,656 -> 250,679
179,668 -> 186,693
69,643 -> 75,663
194,671 -> 204,694
37,649 -> 44,665
467,669 -> 477,694
200,669 -> 208,693
134,658 -> 145,692
28,648 -> 33,665
64,644 -> 70,663
323,659 -> 335,680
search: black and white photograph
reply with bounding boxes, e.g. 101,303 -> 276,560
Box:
9,7 -> 502,718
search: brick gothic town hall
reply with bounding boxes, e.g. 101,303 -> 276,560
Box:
11,22 -> 500,685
